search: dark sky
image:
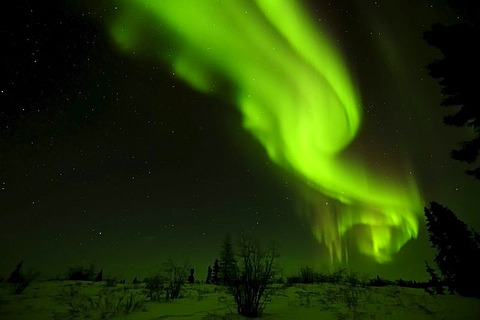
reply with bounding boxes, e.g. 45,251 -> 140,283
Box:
1,0 -> 478,281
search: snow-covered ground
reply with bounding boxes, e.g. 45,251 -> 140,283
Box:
0,280 -> 479,319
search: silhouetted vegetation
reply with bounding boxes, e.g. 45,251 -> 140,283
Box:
293,269 -> 371,319
228,234 -> 279,317
425,261 -> 445,295
95,268 -> 103,282
285,267 -> 432,291
105,277 -> 118,287
394,278 -> 428,289
219,233 -> 237,285
287,267 -> 352,285
424,15 -> 480,179
66,263 -> 97,281
299,266 -> 318,284
2,253 -> 471,319
144,275 -> 164,302
143,259 -> 189,302
212,259 -> 220,284
7,260 -> 37,294
424,202 -> 480,296
368,275 -> 393,287
188,268 -> 195,284
54,284 -> 146,319
163,259 -> 188,300
206,265 -> 212,284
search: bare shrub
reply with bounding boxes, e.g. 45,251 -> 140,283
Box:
54,285 -> 146,319
66,263 -> 96,281
299,266 -> 317,284
143,259 -> 189,302
328,267 -> 346,283
229,235 -> 279,317
315,270 -> 371,319
144,275 -> 164,301
163,259 -> 188,300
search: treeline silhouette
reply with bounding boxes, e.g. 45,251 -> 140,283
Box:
424,202 -> 480,297
424,3 -> 480,179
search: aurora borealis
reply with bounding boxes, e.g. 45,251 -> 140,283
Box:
108,0 -> 422,263
1,0 -> 479,281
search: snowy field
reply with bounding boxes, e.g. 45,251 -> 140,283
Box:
1,280 -> 479,319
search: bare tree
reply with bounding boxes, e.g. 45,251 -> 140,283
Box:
162,259 -> 189,300
229,235 -> 279,317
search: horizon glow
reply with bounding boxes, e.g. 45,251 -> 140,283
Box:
108,0 -> 422,263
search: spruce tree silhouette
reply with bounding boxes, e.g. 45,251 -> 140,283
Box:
424,261 -> 444,295
424,202 -> 480,296
206,266 -> 212,284
212,259 -> 220,284
219,233 -> 237,285
424,17 -> 480,179
7,260 -> 24,285
188,268 -> 195,284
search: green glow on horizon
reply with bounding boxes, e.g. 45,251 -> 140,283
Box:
108,0 -> 422,263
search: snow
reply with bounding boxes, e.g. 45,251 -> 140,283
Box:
0,280 -> 479,319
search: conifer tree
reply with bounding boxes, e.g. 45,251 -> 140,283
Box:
424,20 -> 480,179
8,260 -> 24,285
188,268 -> 195,284
424,261 -> 444,295
212,259 -> 220,284
424,202 -> 480,296
219,233 -> 237,285
206,266 -> 212,284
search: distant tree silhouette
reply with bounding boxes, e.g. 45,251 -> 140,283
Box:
7,260 -> 26,294
424,19 -> 480,179
95,268 -> 103,282
8,260 -> 24,283
219,233 -> 237,285
7,260 -> 37,294
206,266 -> 212,284
66,263 -> 96,281
188,268 -> 195,284
424,202 -> 480,296
212,259 -> 220,284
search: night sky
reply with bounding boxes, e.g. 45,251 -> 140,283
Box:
1,0 -> 478,281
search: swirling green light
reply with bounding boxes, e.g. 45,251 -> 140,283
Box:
108,0 -> 422,263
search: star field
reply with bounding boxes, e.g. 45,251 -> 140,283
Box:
1,0 -> 478,280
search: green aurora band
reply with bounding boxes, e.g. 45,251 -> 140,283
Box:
108,0 -> 423,263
